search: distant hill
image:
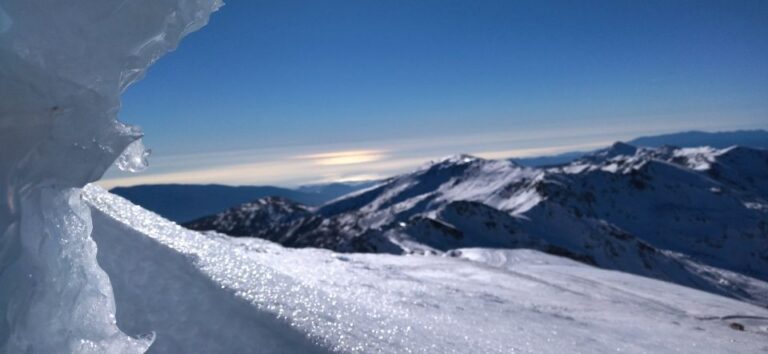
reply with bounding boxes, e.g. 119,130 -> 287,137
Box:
628,129 -> 768,149
110,182 -> 375,223
515,129 -> 768,167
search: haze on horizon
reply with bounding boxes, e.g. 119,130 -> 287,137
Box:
102,0 -> 768,188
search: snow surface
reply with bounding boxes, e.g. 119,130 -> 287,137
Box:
85,185 -> 768,353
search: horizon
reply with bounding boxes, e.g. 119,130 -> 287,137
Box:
99,128 -> 768,189
102,0 -> 768,188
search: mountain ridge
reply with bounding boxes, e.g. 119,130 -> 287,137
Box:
514,129 -> 767,167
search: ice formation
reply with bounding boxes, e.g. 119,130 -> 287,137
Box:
115,140 -> 151,173
0,0 -> 220,352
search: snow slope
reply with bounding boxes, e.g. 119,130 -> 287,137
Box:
86,185 -> 768,353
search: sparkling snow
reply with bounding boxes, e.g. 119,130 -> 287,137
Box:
86,185 -> 768,353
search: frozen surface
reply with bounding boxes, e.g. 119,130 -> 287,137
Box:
86,185 -> 768,353
0,0 -> 219,352
1,187 -> 152,353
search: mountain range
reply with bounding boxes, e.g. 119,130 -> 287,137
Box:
514,129 -> 768,166
113,130 -> 768,223
185,142 -> 768,306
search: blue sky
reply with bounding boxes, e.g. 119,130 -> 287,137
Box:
103,0 -> 768,187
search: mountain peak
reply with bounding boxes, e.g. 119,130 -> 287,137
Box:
435,154 -> 481,165
416,154 -> 483,172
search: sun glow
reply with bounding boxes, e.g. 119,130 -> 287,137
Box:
298,150 -> 387,166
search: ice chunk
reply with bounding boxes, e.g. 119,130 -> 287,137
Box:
0,0 -> 220,351
1,188 -> 153,353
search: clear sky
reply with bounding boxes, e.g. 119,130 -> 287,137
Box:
102,0 -> 768,188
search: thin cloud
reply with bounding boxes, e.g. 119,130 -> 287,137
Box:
295,150 -> 388,166
100,117 -> 767,189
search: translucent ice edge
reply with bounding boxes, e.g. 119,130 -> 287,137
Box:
0,1 -> 220,352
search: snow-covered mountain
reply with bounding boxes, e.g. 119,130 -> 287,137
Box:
628,129 -> 768,149
186,144 -> 768,306
514,129 -> 768,167
184,196 -> 333,248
